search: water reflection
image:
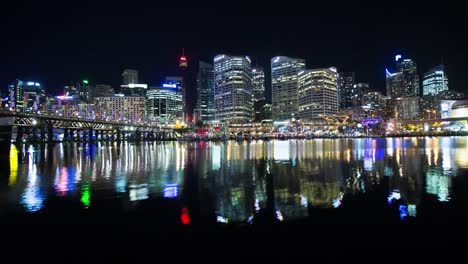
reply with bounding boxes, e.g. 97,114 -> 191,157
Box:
2,137 -> 467,223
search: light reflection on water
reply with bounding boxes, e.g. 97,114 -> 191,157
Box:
3,137 -> 468,222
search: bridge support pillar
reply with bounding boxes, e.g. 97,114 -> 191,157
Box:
88,128 -> 94,142
135,129 -> 141,142
32,127 -> 38,143
16,126 -> 24,145
116,129 -> 121,142
76,129 -> 81,142
47,126 -> 53,142
63,129 -> 69,142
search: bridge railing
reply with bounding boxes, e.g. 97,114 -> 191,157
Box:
0,109 -> 174,129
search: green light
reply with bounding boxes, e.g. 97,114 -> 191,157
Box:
81,184 -> 91,208
83,80 -> 89,84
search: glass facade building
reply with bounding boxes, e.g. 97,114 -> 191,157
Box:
271,56 -> 305,120
195,61 -> 215,122
297,67 -> 338,121
214,54 -> 253,123
422,65 -> 448,96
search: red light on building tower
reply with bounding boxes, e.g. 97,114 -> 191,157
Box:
179,48 -> 188,68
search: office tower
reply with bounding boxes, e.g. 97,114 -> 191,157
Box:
337,72 -> 355,109
271,56 -> 305,120
93,84 -> 115,98
8,80 -> 45,113
146,81 -> 183,123
252,67 -> 266,121
422,65 -> 449,96
195,61 -> 215,122
397,58 -> 419,97
94,95 -> 145,122
252,67 -> 265,101
386,55 -> 419,98
165,76 -> 185,119
297,67 -> 338,121
122,69 -> 139,85
214,54 -> 253,123
386,69 -> 404,98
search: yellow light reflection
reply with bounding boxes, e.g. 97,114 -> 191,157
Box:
9,145 -> 18,186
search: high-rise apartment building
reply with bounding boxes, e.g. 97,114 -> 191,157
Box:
213,54 -> 253,123
271,56 -> 305,120
297,67 -> 338,121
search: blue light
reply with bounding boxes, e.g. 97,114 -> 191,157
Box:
385,68 -> 397,78
399,205 -> 408,220
163,183 -> 178,198
27,81 -> 35,86
395,54 -> 402,61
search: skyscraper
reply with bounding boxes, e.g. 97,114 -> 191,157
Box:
297,67 -> 338,121
386,69 -> 403,97
214,54 -> 253,123
271,56 -> 306,121
422,65 -> 449,95
252,67 -> 266,121
8,80 -> 45,113
386,55 -> 419,98
397,58 -> 419,97
165,76 -> 185,120
252,67 -> 265,102
195,61 -> 215,122
122,69 -> 139,85
146,82 -> 183,123
337,72 -> 355,109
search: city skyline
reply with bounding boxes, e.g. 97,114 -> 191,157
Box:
2,1 -> 467,115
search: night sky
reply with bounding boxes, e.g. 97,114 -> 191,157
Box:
2,1 -> 467,115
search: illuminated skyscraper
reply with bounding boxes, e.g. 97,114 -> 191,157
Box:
195,61 -> 215,122
252,67 -> 265,102
337,72 -> 355,109
271,56 -> 305,120
386,69 -> 404,98
165,76 -> 185,119
8,80 -> 45,113
214,54 -> 253,123
146,82 -> 183,123
386,55 -> 419,98
122,69 -> 139,85
252,67 -> 266,121
422,65 -> 449,96
398,58 -> 419,97
297,67 -> 338,121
